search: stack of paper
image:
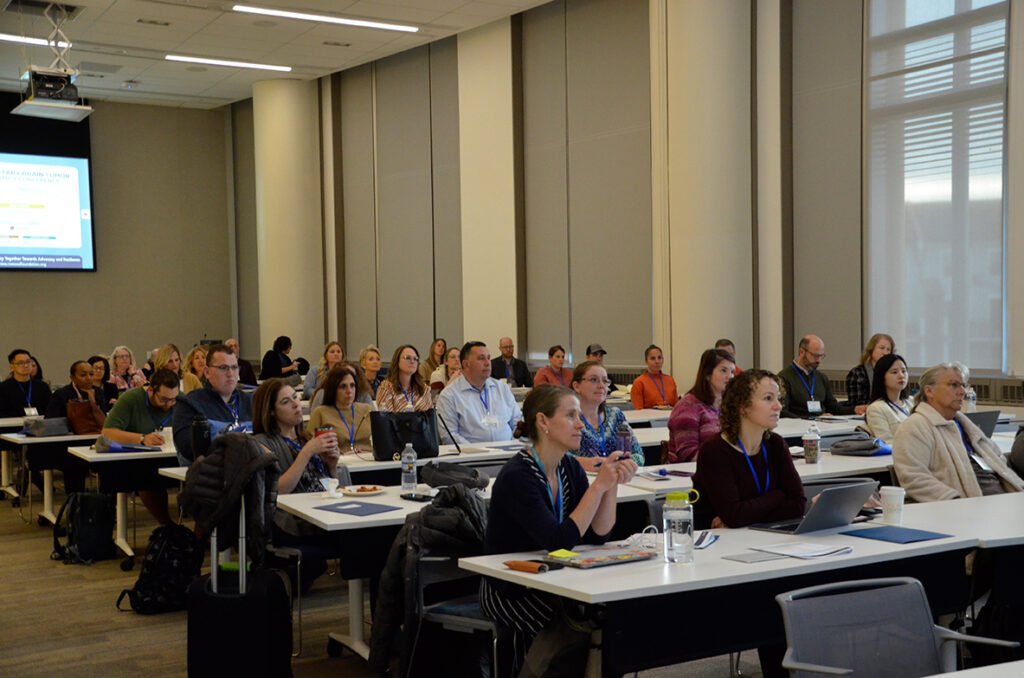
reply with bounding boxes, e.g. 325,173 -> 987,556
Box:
751,542 -> 852,559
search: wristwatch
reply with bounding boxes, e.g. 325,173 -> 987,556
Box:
140,434 -> 146,445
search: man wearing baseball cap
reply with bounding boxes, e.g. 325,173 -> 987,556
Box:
586,343 -> 618,392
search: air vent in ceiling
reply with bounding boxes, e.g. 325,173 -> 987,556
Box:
77,61 -> 122,74
1,0 -> 84,20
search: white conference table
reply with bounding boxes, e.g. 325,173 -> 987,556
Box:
338,441 -> 522,472
275,476 -> 656,661
0,432 -> 99,522
68,444 -> 177,557
623,408 -> 672,427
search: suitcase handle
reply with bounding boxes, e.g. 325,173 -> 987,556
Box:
209,495 -> 247,595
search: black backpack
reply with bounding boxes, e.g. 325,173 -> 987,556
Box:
117,523 -> 204,614
51,491 -> 116,564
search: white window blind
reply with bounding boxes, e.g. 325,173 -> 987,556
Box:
865,0 -> 1007,370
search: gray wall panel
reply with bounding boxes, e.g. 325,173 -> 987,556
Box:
566,0 -> 652,367
429,37 -> 464,349
374,47 -> 436,358
522,0 -> 570,363
791,0 -> 863,367
232,99 -> 260,363
340,65 -> 379,356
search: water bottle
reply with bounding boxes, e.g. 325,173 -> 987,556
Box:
663,491 -> 695,564
615,423 -> 633,454
803,423 -> 820,464
963,386 -> 977,413
400,443 -> 417,492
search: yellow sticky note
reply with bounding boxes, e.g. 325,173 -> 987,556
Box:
548,549 -> 578,558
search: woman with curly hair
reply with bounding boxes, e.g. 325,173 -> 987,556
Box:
692,369 -> 805,530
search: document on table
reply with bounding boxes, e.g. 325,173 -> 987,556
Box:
750,542 -> 852,559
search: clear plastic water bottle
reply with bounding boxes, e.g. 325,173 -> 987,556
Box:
803,423 -> 820,464
663,491 -> 694,564
400,442 -> 417,492
963,386 -> 977,413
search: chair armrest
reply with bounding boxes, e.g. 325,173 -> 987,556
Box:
782,648 -> 854,676
934,626 -> 1021,648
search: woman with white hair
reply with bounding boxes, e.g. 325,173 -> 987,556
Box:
109,345 -> 146,393
892,362 -> 1023,502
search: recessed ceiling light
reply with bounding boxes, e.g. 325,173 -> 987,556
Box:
232,4 -> 418,33
165,54 -> 291,72
0,32 -> 71,48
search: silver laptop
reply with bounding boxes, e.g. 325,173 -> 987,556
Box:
750,480 -> 878,535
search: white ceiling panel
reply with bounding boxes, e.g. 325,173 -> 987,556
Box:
0,0 -> 551,107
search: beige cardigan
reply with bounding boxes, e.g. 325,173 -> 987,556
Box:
892,402 -> 1024,502
864,397 -> 912,445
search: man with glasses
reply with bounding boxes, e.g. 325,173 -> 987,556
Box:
491,337 -> 533,388
1,348 -> 52,417
102,368 -> 180,525
893,361 -> 1023,502
778,334 -> 853,418
172,343 -> 254,465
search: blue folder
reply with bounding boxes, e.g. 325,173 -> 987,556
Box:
315,501 -> 401,517
840,526 -> 951,544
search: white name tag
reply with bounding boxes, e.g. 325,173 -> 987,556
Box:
23,407 -> 38,416
482,412 -> 500,427
806,400 -> 822,414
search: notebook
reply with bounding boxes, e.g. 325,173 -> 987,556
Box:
750,480 -> 877,535
542,545 -> 657,569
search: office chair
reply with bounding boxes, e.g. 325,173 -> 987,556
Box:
776,577 -> 1018,677
406,548 -> 506,678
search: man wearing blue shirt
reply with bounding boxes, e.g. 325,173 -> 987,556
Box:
172,343 -> 253,465
437,341 -> 522,445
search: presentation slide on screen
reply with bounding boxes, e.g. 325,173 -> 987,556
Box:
0,152 -> 94,270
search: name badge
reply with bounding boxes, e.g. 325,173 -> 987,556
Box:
807,399 -> 822,414
24,407 -> 38,416
971,453 -> 992,472
482,412 -> 500,427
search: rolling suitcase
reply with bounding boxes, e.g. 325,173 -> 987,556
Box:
186,496 -> 293,677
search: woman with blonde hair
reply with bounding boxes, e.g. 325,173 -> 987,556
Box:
184,346 -> 207,382
304,341 -> 344,400
109,345 -> 146,393
153,343 -> 201,394
359,345 -> 387,396
845,333 -> 894,413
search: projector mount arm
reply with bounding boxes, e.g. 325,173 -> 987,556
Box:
43,3 -> 73,72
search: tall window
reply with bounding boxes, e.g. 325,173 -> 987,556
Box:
865,0 -> 1007,370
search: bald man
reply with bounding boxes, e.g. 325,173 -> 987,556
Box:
490,337 -> 533,388
778,335 -> 853,418
225,338 -> 257,386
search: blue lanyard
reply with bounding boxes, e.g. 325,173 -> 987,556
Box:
553,367 -> 566,386
399,383 -> 415,408
335,405 -> 357,449
646,371 -> 666,403
17,379 -> 32,407
530,448 -> 563,522
285,435 -> 325,475
226,391 -> 239,423
470,384 -> 489,411
954,420 -> 973,453
144,391 -> 172,428
887,399 -> 909,417
581,411 -> 606,455
736,439 -> 770,496
791,362 -> 815,399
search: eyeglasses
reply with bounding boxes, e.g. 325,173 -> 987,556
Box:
499,345 -> 514,350
151,391 -> 178,406
400,355 -> 420,363
940,381 -> 968,391
807,352 -> 826,360
582,377 -> 612,387
208,364 -> 240,373
12,360 -> 32,367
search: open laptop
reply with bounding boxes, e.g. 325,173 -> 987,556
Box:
964,410 -> 1000,438
750,480 -> 878,535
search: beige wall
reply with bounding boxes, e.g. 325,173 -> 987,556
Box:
0,100 -> 231,380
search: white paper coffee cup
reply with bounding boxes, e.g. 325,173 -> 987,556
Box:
879,486 -> 905,525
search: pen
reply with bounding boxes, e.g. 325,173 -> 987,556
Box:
594,452 -> 631,468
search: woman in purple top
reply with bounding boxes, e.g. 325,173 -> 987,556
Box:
667,348 -> 735,463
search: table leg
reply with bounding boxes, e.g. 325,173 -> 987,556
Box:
1,448 -> 20,499
327,578 -> 370,659
585,629 -> 603,678
37,469 -> 57,525
113,492 -> 134,557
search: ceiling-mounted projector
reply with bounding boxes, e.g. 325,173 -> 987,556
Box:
11,66 -> 93,122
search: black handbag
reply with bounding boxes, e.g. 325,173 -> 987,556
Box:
369,409 -> 439,461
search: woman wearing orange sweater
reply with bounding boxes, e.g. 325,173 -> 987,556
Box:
630,344 -> 679,409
